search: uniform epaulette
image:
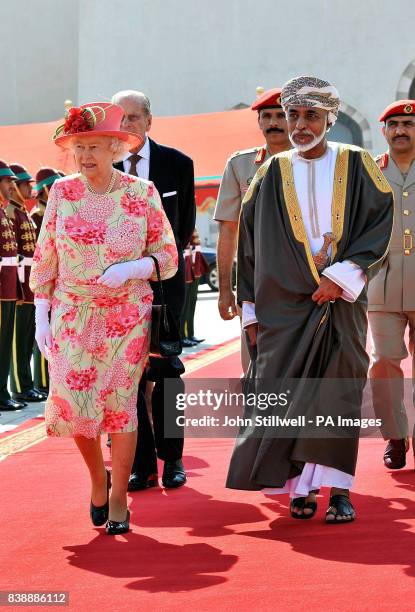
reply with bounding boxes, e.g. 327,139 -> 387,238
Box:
375,153 -> 389,169
254,147 -> 267,164
242,156 -> 273,204
10,199 -> 25,212
30,205 -> 45,217
5,203 -> 16,219
229,146 -> 261,160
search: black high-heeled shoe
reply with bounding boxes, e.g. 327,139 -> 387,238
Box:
90,470 -> 112,527
106,510 -> 130,535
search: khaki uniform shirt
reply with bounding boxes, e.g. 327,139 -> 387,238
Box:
368,153 -> 415,311
213,146 -> 270,222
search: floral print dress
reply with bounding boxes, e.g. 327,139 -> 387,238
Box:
30,173 -> 178,438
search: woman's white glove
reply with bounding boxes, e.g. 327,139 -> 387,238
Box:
35,300 -> 52,358
96,257 -> 154,289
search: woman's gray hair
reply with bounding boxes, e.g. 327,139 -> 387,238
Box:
112,90 -> 151,116
109,137 -> 130,162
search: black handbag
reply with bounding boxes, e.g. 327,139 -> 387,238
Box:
149,256 -> 182,357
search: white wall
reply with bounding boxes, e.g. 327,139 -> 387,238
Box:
3,0 -> 415,153
0,0 -> 79,125
77,0 -> 415,153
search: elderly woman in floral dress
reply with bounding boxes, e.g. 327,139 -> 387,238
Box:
30,102 -> 178,534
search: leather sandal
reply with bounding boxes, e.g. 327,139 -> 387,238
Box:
290,496 -> 317,520
325,494 -> 355,524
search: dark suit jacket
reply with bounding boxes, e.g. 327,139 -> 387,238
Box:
115,137 -> 196,325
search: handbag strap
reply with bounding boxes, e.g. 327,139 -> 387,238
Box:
149,255 -> 170,331
149,256 -> 165,307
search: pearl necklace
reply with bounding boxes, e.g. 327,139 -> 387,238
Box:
85,169 -> 117,195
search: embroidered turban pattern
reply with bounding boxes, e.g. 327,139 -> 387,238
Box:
281,76 -> 340,125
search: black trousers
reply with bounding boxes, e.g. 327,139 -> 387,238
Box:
132,256 -> 186,475
132,357 -> 185,475
33,342 -> 49,392
0,301 -> 16,401
10,303 -> 35,394
180,278 -> 200,339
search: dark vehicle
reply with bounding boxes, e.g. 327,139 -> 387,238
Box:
199,247 -> 236,292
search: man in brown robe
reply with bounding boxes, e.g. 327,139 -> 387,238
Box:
226,76 -> 394,523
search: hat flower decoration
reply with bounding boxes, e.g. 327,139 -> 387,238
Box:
53,105 -> 106,139
52,101 -> 142,149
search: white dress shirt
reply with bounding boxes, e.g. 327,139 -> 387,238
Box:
121,137 -> 150,180
292,141 -> 365,301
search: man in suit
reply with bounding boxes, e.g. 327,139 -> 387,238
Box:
368,99 -> 415,470
112,90 -> 196,489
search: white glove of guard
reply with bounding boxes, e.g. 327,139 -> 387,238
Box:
96,257 -> 154,289
35,300 -> 52,358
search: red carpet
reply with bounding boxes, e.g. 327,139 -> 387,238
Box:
1,339 -> 415,610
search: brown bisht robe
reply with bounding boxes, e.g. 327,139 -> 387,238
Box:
226,144 -> 394,491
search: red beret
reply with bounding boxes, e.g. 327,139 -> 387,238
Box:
379,99 -> 415,122
251,88 -> 282,111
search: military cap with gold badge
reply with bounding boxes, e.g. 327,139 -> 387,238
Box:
379,99 -> 415,123
251,87 -> 283,111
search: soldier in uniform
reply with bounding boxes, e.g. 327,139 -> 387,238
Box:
0,161 -> 26,410
368,100 -> 415,470
7,164 -> 45,403
181,228 -> 209,346
214,87 -> 291,371
31,167 -> 62,237
30,168 -> 61,396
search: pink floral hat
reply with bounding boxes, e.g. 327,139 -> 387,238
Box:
53,102 -> 142,149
